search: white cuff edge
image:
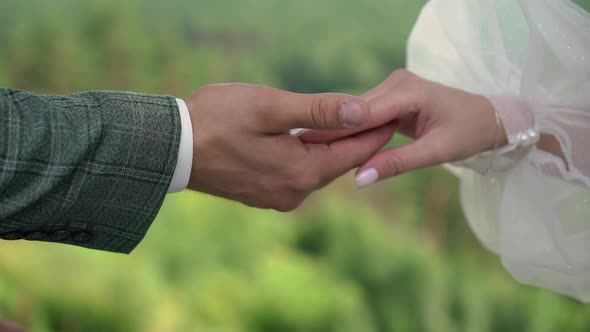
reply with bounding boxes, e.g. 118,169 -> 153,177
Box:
168,98 -> 194,193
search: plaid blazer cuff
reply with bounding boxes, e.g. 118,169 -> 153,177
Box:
0,89 -> 182,253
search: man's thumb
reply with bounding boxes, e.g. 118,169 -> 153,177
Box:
270,92 -> 370,132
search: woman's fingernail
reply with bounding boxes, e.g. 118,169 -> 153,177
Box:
290,128 -> 311,136
340,100 -> 366,128
355,168 -> 379,188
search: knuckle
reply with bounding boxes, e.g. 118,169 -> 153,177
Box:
389,68 -> 411,81
390,69 -> 421,88
384,155 -> 407,177
309,96 -> 333,129
406,76 -> 426,94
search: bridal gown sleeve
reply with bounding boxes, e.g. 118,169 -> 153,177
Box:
406,0 -> 590,301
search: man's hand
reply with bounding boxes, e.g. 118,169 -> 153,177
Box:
185,83 -> 396,211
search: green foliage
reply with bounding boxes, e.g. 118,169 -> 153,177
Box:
1,0 -> 590,331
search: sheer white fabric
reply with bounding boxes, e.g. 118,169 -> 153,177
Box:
407,0 -> 590,301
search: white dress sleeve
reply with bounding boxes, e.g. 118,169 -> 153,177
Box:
407,0 -> 590,302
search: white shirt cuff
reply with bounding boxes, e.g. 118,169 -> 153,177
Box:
168,98 -> 193,193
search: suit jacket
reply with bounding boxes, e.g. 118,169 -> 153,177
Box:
0,88 -> 181,253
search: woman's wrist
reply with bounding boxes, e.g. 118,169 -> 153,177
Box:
453,94 -> 540,176
479,95 -> 509,152
484,95 -> 537,151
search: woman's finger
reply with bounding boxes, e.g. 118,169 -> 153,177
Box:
354,135 -> 442,188
307,122 -> 399,180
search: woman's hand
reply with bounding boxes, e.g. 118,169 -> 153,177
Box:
299,69 -> 508,187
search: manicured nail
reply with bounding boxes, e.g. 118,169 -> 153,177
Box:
340,100 -> 366,128
355,168 -> 379,188
290,128 -> 311,136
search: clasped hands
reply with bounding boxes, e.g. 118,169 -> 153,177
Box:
187,70 -> 501,211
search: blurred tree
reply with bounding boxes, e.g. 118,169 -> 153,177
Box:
2,1 -> 590,331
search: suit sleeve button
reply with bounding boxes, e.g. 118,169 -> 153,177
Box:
0,232 -> 23,240
24,231 -> 48,241
49,230 -> 71,242
72,231 -> 93,243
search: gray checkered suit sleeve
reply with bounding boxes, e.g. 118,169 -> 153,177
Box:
0,88 -> 181,253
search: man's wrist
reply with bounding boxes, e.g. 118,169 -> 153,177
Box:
168,98 -> 194,193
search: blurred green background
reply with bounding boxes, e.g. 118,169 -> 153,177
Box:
1,0 -> 590,331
